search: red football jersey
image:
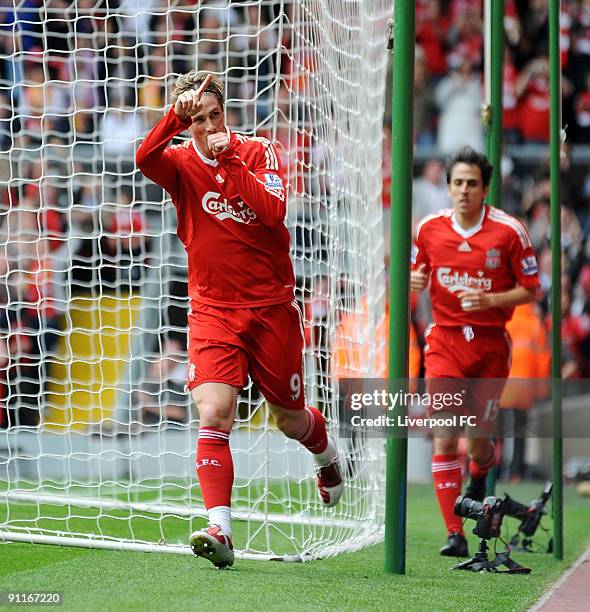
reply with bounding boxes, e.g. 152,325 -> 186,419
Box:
136,107 -> 295,308
413,206 -> 540,327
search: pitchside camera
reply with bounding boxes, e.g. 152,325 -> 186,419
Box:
455,482 -> 553,541
455,495 -> 506,540
453,495 -> 529,573
452,483 -> 553,573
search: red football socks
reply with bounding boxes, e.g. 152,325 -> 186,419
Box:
296,406 -> 328,454
469,442 -> 496,480
432,454 -> 464,536
196,427 -> 233,509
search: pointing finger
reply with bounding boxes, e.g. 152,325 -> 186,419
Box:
192,91 -> 200,111
195,74 -> 214,99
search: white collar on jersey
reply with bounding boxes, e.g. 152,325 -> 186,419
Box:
450,205 -> 486,238
191,126 -> 232,167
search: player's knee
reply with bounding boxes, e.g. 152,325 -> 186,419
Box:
274,410 -> 305,439
468,440 -> 493,463
433,437 -> 457,455
196,401 -> 233,429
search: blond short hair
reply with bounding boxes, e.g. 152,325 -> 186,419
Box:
171,70 -> 224,107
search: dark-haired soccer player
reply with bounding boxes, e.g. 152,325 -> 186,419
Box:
411,147 -> 539,557
136,71 -> 343,568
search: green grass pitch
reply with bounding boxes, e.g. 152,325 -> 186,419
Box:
1,483 -> 588,611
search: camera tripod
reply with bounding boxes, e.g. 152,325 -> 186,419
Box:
509,533 -> 553,554
453,538 -> 531,574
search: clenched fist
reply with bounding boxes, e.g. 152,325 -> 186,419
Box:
174,74 -> 213,121
457,289 -> 493,312
207,132 -> 230,155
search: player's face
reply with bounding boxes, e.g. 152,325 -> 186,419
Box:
189,93 -> 225,158
448,163 -> 489,220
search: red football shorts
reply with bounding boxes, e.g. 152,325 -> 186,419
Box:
186,300 -> 305,410
424,324 -> 511,431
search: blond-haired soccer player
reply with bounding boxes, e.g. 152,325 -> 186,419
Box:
136,72 -> 343,568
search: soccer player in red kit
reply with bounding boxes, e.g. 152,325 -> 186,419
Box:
411,147 -> 540,557
136,71 -> 343,568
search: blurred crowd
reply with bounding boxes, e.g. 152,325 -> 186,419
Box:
411,0 -> 590,149
0,0 -> 588,432
0,1 -> 291,151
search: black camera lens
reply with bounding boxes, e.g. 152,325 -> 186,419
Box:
454,495 -> 483,519
504,495 -> 530,520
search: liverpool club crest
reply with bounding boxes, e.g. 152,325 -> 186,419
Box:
485,248 -> 501,269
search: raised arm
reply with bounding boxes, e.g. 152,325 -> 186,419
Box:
136,75 -> 213,197
136,108 -> 189,197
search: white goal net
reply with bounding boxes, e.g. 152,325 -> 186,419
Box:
0,0 -> 389,560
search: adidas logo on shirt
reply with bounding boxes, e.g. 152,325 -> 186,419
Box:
458,241 -> 471,252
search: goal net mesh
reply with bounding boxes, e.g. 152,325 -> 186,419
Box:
0,0 -> 389,560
